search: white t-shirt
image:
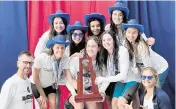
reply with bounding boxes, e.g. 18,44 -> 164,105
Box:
144,96 -> 154,109
64,45 -> 70,57
0,74 -> 33,109
30,53 -> 70,88
34,30 -> 50,57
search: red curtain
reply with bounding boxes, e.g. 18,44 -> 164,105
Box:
27,1 -> 116,109
27,1 -> 115,53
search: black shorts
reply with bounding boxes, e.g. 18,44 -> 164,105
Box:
31,83 -> 56,99
105,82 -> 116,97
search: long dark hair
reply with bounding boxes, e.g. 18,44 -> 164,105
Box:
69,30 -> 86,56
48,17 -> 67,39
100,31 -> 119,74
110,10 -> 128,36
84,36 -> 104,75
87,18 -> 105,36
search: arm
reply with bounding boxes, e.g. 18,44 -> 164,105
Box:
158,91 -> 172,109
65,80 -> 77,96
105,24 -> 110,31
0,81 -> 15,109
98,82 -> 110,94
64,69 -> 77,93
102,47 -> 129,82
34,30 -> 49,57
33,67 -> 46,97
139,43 -> 152,68
141,33 -> 155,46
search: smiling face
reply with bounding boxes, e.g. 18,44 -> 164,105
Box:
52,44 -> 65,59
102,33 -> 114,51
17,54 -> 33,75
71,30 -> 83,44
86,39 -> 99,59
125,27 -> 139,43
53,17 -> 65,33
142,69 -> 157,89
90,20 -> 101,36
112,10 -> 124,25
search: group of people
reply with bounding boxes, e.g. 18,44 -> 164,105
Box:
0,2 -> 172,109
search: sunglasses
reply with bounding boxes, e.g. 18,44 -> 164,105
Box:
142,76 -> 153,80
72,33 -> 84,38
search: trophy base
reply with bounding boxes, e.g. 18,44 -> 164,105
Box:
75,93 -> 102,102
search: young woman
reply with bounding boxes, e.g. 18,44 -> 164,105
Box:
34,10 -> 70,57
95,31 -> 140,109
64,21 -> 87,57
122,19 -> 169,86
31,35 -> 77,109
140,67 -> 172,109
84,13 -> 106,37
106,2 -> 155,46
68,36 -> 109,109
120,67 -> 172,109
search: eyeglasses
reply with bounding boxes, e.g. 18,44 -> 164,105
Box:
19,60 -> 34,66
72,33 -> 84,38
142,76 -> 153,80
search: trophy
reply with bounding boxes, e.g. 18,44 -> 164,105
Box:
75,57 -> 102,102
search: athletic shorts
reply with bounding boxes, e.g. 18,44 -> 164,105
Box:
105,82 -> 116,97
113,81 -> 140,103
31,83 -> 56,99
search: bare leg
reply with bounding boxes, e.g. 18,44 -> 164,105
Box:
96,102 -> 104,109
106,96 -> 112,109
85,101 -> 97,109
117,96 -> 128,109
48,93 -> 56,109
112,98 -> 118,109
69,95 -> 84,109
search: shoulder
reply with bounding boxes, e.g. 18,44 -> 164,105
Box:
1,74 -> 18,90
105,24 -> 110,31
61,55 -> 70,63
35,53 -> 50,60
69,57 -> 79,64
155,88 -> 170,99
64,45 -> 70,57
118,46 -> 128,55
40,30 -> 50,40
42,30 -> 50,36
138,41 -> 148,51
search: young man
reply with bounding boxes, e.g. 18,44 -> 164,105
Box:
0,51 -> 34,109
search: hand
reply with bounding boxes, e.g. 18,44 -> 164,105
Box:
95,77 -> 105,85
146,37 -> 155,46
39,95 -> 47,108
140,105 -> 148,109
122,101 -> 133,109
100,92 -> 106,102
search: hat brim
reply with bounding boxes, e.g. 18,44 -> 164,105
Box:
48,13 -> 70,25
122,24 -> 144,33
108,7 -> 129,18
84,14 -> 106,26
67,26 -> 88,33
46,39 -> 70,48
